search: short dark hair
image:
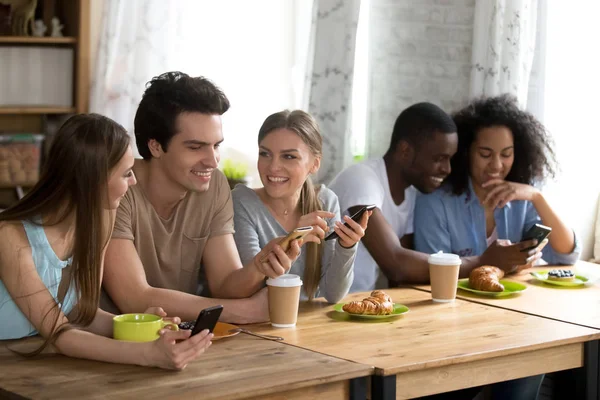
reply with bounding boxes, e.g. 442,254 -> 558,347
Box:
134,71 -> 230,159
447,94 -> 557,195
386,102 -> 457,155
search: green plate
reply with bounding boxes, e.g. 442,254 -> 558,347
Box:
457,278 -> 527,297
530,270 -> 589,287
333,303 -> 409,319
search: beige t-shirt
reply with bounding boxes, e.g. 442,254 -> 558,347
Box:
105,167 -> 234,308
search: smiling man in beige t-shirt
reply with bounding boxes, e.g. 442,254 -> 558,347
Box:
101,72 -> 301,324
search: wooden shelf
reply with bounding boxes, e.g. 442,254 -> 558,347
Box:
0,107 -> 76,114
0,36 -> 77,45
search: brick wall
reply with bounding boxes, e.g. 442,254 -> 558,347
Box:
366,0 -> 475,157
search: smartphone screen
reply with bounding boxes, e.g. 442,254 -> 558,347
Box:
520,223 -> 552,252
324,205 -> 376,241
191,305 -> 223,336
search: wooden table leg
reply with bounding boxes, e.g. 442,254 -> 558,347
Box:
349,376 -> 368,400
583,340 -> 599,400
372,375 -> 396,400
555,340 -> 599,400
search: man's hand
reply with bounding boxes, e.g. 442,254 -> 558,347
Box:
481,239 -> 543,274
245,287 -> 269,323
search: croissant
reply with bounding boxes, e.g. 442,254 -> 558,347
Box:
469,266 -> 505,292
342,290 -> 394,315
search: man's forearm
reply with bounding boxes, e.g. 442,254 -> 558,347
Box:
378,248 -> 431,284
458,256 -> 484,278
216,262 -> 265,298
113,285 -> 263,324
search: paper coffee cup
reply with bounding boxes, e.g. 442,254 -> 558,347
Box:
428,252 -> 461,303
266,274 -> 303,328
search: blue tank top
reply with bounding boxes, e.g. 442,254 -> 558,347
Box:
0,219 -> 78,340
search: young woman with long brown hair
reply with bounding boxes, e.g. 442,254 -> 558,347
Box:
232,110 -> 371,303
0,113 -> 212,369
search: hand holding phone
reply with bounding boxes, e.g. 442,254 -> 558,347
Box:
520,223 -> 552,252
187,305 -> 224,336
278,226 -> 313,252
325,205 -> 375,241
259,226 -> 312,263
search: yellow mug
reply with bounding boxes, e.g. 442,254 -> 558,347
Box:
113,313 -> 179,342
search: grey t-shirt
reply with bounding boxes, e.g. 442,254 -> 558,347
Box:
232,184 -> 356,303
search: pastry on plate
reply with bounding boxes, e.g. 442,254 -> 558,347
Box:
342,290 -> 394,315
547,269 -> 575,281
469,266 -> 505,292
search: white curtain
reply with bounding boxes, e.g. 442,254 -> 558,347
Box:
305,0 -> 361,184
469,0 -> 538,106
90,1 -> 183,156
537,0 -> 600,261
91,0 -> 313,172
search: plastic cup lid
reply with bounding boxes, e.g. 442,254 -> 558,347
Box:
266,274 -> 303,287
428,251 -> 461,266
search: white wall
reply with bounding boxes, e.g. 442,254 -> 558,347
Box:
540,2 -> 600,261
366,0 -> 475,157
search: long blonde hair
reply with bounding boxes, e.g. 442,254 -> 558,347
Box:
1,114 -> 130,354
258,110 -> 324,300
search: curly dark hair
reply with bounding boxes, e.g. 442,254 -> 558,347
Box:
446,94 -> 557,195
134,71 -> 230,160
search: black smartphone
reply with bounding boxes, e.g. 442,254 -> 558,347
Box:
190,305 -> 223,336
520,223 -> 552,252
324,204 -> 376,241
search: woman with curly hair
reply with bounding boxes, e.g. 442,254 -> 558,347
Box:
414,94 -> 579,266
414,94 -> 579,399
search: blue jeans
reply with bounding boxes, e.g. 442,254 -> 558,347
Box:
416,374 -> 544,400
489,374 -> 544,400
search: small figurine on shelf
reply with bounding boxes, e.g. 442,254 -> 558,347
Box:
50,16 -> 63,37
32,18 -> 46,36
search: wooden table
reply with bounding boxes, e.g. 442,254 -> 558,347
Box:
0,334 -> 373,400
414,261 -> 600,330
250,288 -> 600,400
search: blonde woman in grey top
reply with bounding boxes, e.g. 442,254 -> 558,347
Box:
232,110 -> 371,303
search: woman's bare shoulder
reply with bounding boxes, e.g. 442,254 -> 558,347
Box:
0,220 -> 30,251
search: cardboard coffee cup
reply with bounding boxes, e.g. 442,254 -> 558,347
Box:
428,252 -> 461,303
266,274 -> 303,328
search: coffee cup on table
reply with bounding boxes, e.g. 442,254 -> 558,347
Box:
113,313 -> 179,342
266,274 -> 303,328
428,252 -> 462,303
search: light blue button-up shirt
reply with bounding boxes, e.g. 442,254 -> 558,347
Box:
414,179 -> 580,264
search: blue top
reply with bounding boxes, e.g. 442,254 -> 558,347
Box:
414,179 -> 580,264
0,219 -> 78,340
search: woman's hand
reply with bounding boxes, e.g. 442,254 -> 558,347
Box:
252,237 -> 302,279
297,210 -> 336,244
143,307 -> 181,326
335,210 -> 372,248
481,239 -> 543,274
512,238 -> 549,273
145,329 -> 213,370
482,179 -> 540,208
